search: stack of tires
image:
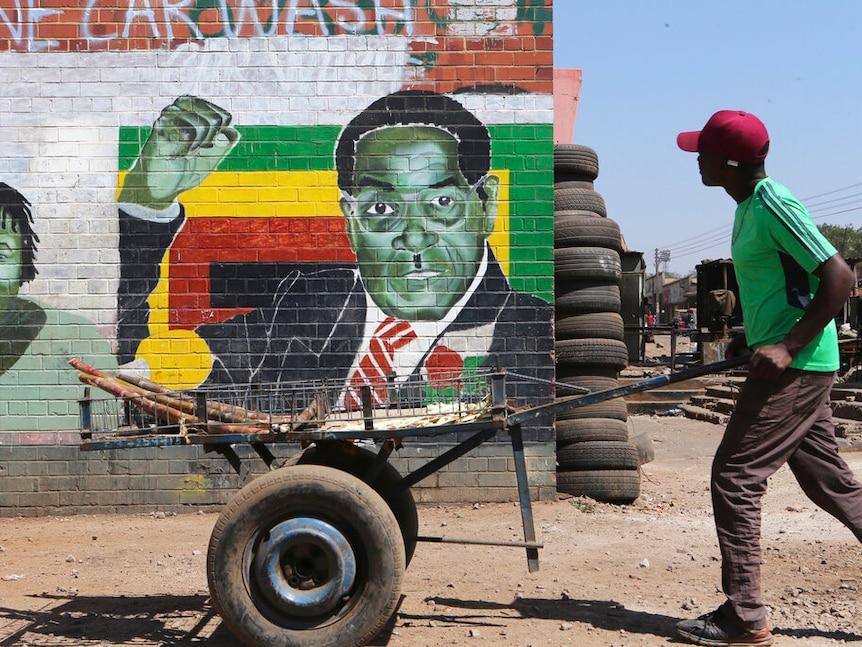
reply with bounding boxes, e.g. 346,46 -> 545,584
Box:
553,144 -> 641,504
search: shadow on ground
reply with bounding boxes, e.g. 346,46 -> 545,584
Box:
3,593 -> 858,646
0,595 -> 241,646
0,594 -> 398,646
415,596 -> 677,640
416,596 -> 862,645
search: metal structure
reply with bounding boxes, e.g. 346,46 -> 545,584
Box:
75,356 -> 747,647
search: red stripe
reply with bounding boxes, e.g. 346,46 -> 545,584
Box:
343,318 -> 416,409
389,328 -> 418,349
369,337 -> 393,373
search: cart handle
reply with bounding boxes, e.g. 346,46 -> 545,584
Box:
507,355 -> 750,427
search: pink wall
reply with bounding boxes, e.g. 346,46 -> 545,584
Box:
554,68 -> 582,144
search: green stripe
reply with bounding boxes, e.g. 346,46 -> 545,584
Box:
761,183 -> 831,259
489,124 -> 554,302
119,126 -> 342,172
119,123 -> 554,301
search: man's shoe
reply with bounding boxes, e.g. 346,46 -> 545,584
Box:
676,606 -> 773,646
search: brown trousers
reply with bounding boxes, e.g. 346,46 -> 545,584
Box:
712,369 -> 862,628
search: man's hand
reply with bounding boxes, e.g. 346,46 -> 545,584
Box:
118,96 -> 239,211
748,343 -> 793,381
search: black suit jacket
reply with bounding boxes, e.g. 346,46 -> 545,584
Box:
118,209 -> 554,429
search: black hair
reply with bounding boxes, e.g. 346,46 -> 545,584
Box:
0,182 -> 39,285
335,90 -> 492,203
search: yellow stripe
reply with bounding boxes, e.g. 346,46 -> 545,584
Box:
118,169 -> 510,271
121,169 -> 511,389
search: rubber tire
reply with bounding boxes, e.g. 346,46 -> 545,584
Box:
554,173 -> 594,188
285,442 -> 419,566
554,247 -> 622,283
553,369 -> 626,422
554,179 -> 594,191
555,374 -> 619,394
555,281 -> 620,314
557,440 -> 640,471
207,465 -> 405,647
556,469 -> 641,504
556,418 -> 629,446
554,187 -> 607,217
554,391 -> 628,422
555,365 -> 620,382
555,312 -> 624,341
555,338 -> 628,370
555,213 -> 621,251
553,144 -> 599,179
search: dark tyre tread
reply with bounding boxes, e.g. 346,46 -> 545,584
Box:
557,440 -> 640,471
556,469 -> 641,503
207,465 -> 405,647
556,312 -> 624,341
554,392 -> 628,422
554,179 -> 594,191
556,374 -> 619,393
554,144 -> 599,179
555,213 -> 621,251
555,281 -> 621,314
554,247 -> 622,283
555,338 -> 628,369
553,368 -> 627,421
556,418 -> 629,446
556,365 -> 620,381
554,187 -> 607,217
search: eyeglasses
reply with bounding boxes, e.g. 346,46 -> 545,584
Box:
342,175 -> 488,233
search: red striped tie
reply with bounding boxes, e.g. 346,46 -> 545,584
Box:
344,317 -> 417,409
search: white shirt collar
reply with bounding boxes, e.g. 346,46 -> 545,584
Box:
353,246 -> 490,381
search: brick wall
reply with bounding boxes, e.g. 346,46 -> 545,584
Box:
0,0 -> 556,515
0,440 -> 557,516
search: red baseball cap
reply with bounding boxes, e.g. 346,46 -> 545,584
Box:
677,110 -> 769,164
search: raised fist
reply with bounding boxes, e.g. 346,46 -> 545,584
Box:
119,96 -> 239,210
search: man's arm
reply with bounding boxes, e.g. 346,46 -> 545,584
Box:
116,207 -> 185,364
119,96 -> 239,210
749,253 -> 855,380
116,96 -> 238,363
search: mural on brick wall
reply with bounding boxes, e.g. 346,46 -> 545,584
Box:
117,91 -> 553,411
0,0 -> 554,435
0,184 -> 118,431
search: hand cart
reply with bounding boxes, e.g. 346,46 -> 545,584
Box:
75,356 -> 747,647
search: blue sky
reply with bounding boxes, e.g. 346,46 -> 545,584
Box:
553,2 -> 862,275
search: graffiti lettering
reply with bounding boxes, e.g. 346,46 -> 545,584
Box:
0,0 -> 61,50
123,0 -> 159,39
2,0 -> 418,50
82,0 -> 204,42
0,1 -> 550,55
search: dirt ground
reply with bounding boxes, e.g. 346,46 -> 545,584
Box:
2,411 -> 862,647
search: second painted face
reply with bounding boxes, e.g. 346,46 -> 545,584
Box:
341,126 -> 498,321
0,214 -> 23,312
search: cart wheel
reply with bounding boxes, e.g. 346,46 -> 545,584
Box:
286,442 -> 419,565
207,465 -> 405,647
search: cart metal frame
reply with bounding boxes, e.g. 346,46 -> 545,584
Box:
79,369 -> 547,569
76,356 -> 747,647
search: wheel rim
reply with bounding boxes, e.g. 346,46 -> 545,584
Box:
251,517 -> 357,619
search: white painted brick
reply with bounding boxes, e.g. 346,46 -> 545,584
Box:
0,20 -> 553,460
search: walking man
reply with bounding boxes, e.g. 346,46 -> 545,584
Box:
675,110 -> 862,645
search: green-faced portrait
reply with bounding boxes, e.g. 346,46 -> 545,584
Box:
341,126 -> 499,321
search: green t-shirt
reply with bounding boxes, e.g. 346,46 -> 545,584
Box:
731,178 -> 839,372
